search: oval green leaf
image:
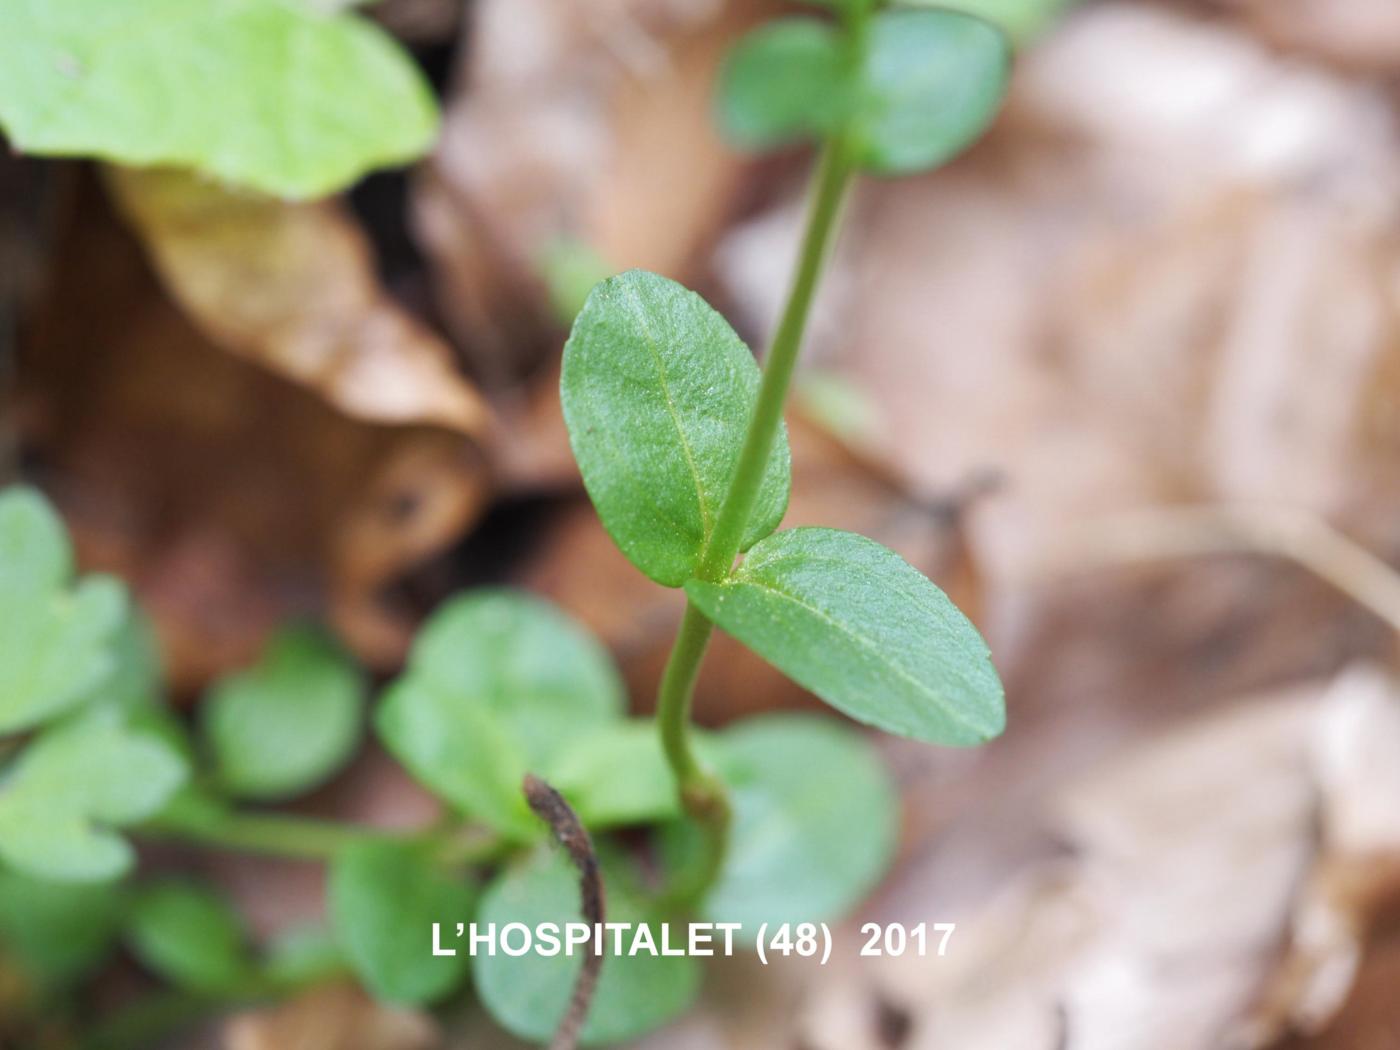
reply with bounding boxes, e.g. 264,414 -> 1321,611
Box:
719,19 -> 846,150
0,0 -> 438,198
686,527 -> 1005,745
203,627 -> 365,801
699,713 -> 898,935
474,849 -> 700,1045
852,8 -> 1010,175
561,270 -> 792,587
329,839 -> 476,1005
375,591 -> 624,839
126,881 -> 251,994
0,869 -> 125,987
548,721 -> 687,829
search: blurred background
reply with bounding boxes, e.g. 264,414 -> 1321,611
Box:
3,0 -> 1400,1047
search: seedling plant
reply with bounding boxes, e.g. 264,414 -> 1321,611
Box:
0,0 -> 1011,1045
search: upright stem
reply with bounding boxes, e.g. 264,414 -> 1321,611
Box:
698,137 -> 854,581
654,136 -> 855,894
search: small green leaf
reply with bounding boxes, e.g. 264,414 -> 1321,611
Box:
718,19 -> 846,150
474,850 -> 700,1045
203,628 -> 365,801
0,869 -> 126,987
561,271 -> 792,587
700,714 -> 898,934
686,527 -> 1004,745
376,590 -> 623,838
548,721 -> 687,828
0,712 -> 188,881
126,881 -> 251,993
0,486 -> 129,735
851,9 -> 1010,174
0,0 -> 439,198
328,840 -> 476,1005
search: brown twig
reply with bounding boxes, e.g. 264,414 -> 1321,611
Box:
523,773 -> 605,1050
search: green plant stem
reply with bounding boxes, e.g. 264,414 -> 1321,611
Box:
143,796 -> 505,866
654,136 -> 855,896
697,136 -> 854,582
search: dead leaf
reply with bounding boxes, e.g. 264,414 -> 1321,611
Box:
105,166 -> 491,436
225,982 -> 437,1050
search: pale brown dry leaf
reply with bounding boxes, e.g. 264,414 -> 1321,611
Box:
1211,0 -> 1400,73
225,982 -> 437,1050
412,0 -> 774,374
105,166 -> 491,436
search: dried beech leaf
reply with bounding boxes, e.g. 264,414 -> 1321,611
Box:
105,167 -> 490,435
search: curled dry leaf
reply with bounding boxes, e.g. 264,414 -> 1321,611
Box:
105,167 -> 490,436
17,176 -> 489,687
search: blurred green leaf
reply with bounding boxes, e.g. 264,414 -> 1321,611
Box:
0,868 -> 126,986
561,271 -> 791,587
548,721 -> 691,828
700,714 -> 898,934
203,627 -> 365,801
686,527 -> 1005,745
474,849 -> 700,1044
851,8 -> 1010,174
328,840 -> 475,1004
0,486 -> 128,735
264,925 -> 349,986
0,0 -> 438,198
906,0 -> 1077,46
718,19 -> 846,150
0,712 -> 188,881
126,881 -> 252,993
376,590 -> 624,839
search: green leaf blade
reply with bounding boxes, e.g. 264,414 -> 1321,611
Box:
561,271 -> 792,587
126,881 -> 251,994
699,713 -> 898,934
329,839 -> 476,1005
375,590 -> 624,839
473,850 -> 700,1044
718,19 -> 846,150
0,0 -> 438,198
0,713 -> 189,882
686,527 -> 1005,746
852,8 -> 1011,175
203,627 -> 366,801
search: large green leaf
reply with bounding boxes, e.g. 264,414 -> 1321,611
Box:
561,271 -> 792,587
126,881 -> 252,993
376,590 -> 624,839
686,527 -> 1004,745
851,8 -> 1010,174
474,849 -> 700,1045
0,486 -> 128,735
328,839 -> 476,1005
0,712 -> 188,881
0,0 -> 438,199
699,714 -> 897,935
718,19 -> 846,150
202,627 -> 365,801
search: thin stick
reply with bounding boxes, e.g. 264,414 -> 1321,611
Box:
524,774 -> 605,1050
1028,505 -> 1400,635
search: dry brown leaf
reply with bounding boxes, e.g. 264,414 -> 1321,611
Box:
105,166 -> 491,436
18,174 -> 489,688
412,0 -> 775,375
225,982 -> 437,1050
